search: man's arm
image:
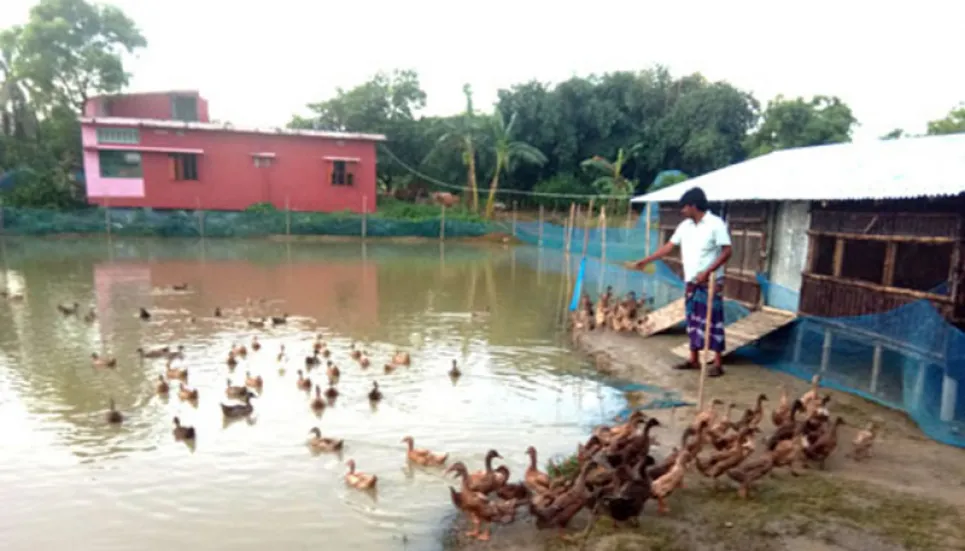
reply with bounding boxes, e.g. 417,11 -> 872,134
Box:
628,241 -> 675,269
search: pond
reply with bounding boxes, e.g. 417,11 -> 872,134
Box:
0,237 -> 630,551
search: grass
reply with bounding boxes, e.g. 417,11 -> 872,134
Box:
520,455 -> 963,551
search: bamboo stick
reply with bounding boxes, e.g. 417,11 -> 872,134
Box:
644,202 -> 652,256
581,198 -> 595,259
566,203 -> 577,254
361,195 -> 367,239
697,276 -> 718,410
599,207 -> 607,292
440,205 -> 446,241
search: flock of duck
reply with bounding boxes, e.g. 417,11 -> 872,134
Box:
441,374 -> 879,542
56,293 -> 465,491
51,288 -> 879,545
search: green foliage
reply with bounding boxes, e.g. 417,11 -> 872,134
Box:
650,171 -> 689,192
744,95 -> 857,157
532,173 -> 592,209
926,104 -> 965,136
245,202 -> 278,213
375,196 -> 482,222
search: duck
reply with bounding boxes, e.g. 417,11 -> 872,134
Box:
449,359 -> 461,378
220,393 -> 255,418
392,350 -> 411,366
324,382 -> 339,400
91,352 -> 117,368
692,398 -> 725,430
306,427 -> 344,452
156,375 -> 170,395
1,290 -> 24,300
245,371 -> 263,390
747,393 -> 768,429
344,459 -> 378,490
766,399 -> 805,450
326,361 -> 340,382
523,446 -> 551,493
726,452 -> 775,499
270,313 -> 288,326
165,345 -> 186,361
247,318 -> 266,328
466,449 -> 502,494
312,335 -> 325,354
799,374 -> 822,410
771,384 -> 791,427
231,343 -> 248,358
171,283 -> 189,291
849,421 -> 878,461
803,416 -> 845,469
276,344 -> 287,363
650,450 -> 692,514
225,379 -> 251,399
296,370 -> 312,391
226,351 -> 238,368
401,436 -> 448,466
310,385 -> 327,411
82,310 -> 96,323
139,307 -> 151,321
706,403 -> 736,443
447,462 -> 519,541
696,430 -> 755,488
166,361 -> 188,381
383,363 -> 397,374
305,353 -> 320,368
214,307 -> 223,317
349,343 -> 362,361
137,346 -> 170,359
172,417 -> 196,440
251,336 -> 261,351
57,302 -> 79,315
368,381 -> 383,402
359,355 -> 371,368
529,460 -> 595,539
105,399 -> 123,424
178,383 -> 199,401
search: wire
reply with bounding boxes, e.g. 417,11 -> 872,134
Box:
378,144 -> 630,200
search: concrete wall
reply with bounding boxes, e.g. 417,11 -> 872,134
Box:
766,201 -> 811,311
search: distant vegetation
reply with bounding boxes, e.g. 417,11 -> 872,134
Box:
3,0 -> 965,213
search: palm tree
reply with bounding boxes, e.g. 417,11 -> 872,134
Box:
484,109 -> 547,218
424,84 -> 482,212
579,145 -> 642,202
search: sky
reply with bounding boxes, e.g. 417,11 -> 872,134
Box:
2,0 -> 964,141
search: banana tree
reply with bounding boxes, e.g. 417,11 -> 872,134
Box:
484,109 -> 547,218
423,84 -> 481,212
579,144 -> 642,200
0,30 -> 37,139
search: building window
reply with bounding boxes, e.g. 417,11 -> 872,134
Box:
170,153 -> 199,181
171,95 -> 198,122
96,127 -> 139,144
331,160 -> 354,186
99,150 -> 142,178
253,156 -> 274,168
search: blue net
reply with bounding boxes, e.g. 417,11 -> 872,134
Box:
514,203 -> 965,449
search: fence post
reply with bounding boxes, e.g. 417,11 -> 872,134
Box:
440,205 -> 446,241
625,199 -> 633,241
361,195 -> 368,239
196,197 -> 205,239
644,202 -> 652,256
511,201 -> 517,237
599,207 -> 607,292
581,198 -> 595,259
104,196 -> 112,240
285,195 -> 291,237
566,203 -> 576,254
537,205 -> 544,247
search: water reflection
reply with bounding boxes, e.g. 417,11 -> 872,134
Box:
0,237 -> 627,551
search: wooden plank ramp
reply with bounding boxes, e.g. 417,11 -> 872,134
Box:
671,307 -> 797,361
636,298 -> 686,337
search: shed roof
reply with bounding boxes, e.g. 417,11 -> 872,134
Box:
80,117 -> 387,142
631,133 -> 965,203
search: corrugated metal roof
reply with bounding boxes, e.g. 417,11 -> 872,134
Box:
632,133 -> 965,203
79,117 -> 387,142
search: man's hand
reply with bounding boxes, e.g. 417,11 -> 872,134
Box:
695,270 -> 710,285
625,259 -> 647,270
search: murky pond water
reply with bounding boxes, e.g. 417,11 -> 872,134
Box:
0,237 -> 628,551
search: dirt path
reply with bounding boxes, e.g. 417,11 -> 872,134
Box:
445,328 -> 965,551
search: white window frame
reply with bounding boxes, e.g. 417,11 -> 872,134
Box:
96,127 -> 140,144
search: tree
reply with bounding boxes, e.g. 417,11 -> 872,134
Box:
580,146 -> 640,200
926,104 -> 965,136
880,128 -> 905,140
0,30 -> 37,138
745,95 -> 857,157
9,0 -> 146,113
484,109 -> 547,218
425,84 -> 482,212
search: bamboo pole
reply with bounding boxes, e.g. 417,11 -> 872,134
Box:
599,207 -> 607,292
566,203 -> 577,254
104,196 -> 112,240
537,205 -> 544,247
361,195 -> 368,239
581,198 -> 595,259
440,205 -> 446,241
696,276 -> 718,410
196,197 -> 205,239
285,195 -> 291,237
644,202 -> 652,256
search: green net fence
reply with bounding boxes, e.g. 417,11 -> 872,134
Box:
0,206 -> 504,239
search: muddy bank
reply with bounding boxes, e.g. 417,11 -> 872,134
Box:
444,328 -> 965,551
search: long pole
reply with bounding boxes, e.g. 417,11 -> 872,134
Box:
581,198 -> 595,259
599,207 -> 607,292
285,195 -> 291,237
511,201 -> 517,237
196,197 -> 205,239
644,202 -> 652,256
104,196 -> 112,240
440,205 -> 446,241
537,205 -> 544,247
697,276 -> 718,410
566,203 -> 576,254
361,195 -> 368,239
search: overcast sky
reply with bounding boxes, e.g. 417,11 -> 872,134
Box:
3,0 -> 963,140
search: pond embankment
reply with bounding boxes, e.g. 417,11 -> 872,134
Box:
446,328 -> 965,551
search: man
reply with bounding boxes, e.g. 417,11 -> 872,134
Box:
630,187 -> 732,377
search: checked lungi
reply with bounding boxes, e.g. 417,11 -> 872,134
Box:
684,278 -> 725,352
